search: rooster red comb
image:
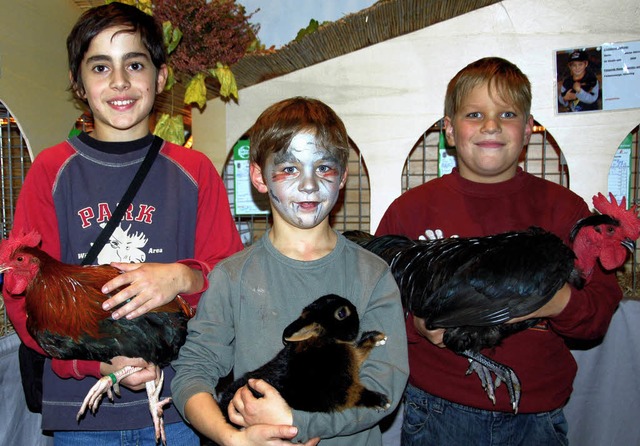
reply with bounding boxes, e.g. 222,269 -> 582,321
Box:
0,231 -> 41,263
592,192 -> 640,240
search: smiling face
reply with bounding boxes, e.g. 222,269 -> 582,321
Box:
568,60 -> 588,80
445,81 -> 533,183
76,26 -> 167,141
252,132 -> 347,230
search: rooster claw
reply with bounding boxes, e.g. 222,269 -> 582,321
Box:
77,365 -> 142,421
462,350 -> 521,413
147,371 -> 171,445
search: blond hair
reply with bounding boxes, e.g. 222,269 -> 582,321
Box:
444,57 -> 532,119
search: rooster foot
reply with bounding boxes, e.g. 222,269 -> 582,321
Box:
461,350 -> 521,413
77,365 -> 142,421
146,370 -> 171,445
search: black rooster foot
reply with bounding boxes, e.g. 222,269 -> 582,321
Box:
461,350 -> 521,413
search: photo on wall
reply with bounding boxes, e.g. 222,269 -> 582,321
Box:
556,47 -> 602,113
556,41 -> 640,114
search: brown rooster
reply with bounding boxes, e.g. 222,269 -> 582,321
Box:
0,231 -> 195,445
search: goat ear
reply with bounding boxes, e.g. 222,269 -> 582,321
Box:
284,322 -> 322,343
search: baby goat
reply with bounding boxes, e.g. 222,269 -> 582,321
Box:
218,294 -> 390,424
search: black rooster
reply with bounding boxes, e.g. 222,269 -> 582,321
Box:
217,294 -> 390,425
345,193 -> 640,412
0,231 -> 195,444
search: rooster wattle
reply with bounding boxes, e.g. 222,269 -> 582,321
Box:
345,192 -> 640,412
0,231 -> 194,444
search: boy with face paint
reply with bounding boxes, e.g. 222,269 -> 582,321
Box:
261,132 -> 344,230
172,97 -> 409,446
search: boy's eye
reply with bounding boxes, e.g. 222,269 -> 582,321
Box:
92,65 -> 109,73
501,111 -> 517,118
282,166 -> 297,174
467,112 -> 482,119
129,62 -> 144,71
317,165 -> 332,174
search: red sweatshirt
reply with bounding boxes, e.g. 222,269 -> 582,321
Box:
3,133 -> 243,430
376,168 -> 622,413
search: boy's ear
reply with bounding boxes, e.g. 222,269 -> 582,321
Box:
339,166 -> 348,190
156,64 -> 168,93
523,114 -> 534,145
444,116 -> 456,147
250,162 -> 268,193
69,71 -> 86,99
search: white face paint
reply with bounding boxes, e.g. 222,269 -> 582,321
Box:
264,132 -> 345,229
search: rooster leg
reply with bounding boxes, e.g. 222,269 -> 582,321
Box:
77,365 -> 143,421
460,350 -> 521,413
465,359 -> 497,405
146,370 -> 172,445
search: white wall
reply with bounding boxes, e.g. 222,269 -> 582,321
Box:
0,0 -> 82,158
193,0 -> 640,231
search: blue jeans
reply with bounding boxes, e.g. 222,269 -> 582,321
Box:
53,421 -> 199,446
401,384 -> 569,446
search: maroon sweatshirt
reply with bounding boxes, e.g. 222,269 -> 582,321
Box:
376,168 -> 622,413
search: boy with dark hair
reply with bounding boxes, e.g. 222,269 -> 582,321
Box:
172,96 -> 409,446
4,2 -> 243,444
377,57 -> 621,445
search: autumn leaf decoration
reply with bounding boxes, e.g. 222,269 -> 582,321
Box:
124,0 -> 258,144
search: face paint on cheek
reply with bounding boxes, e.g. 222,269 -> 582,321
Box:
270,171 -> 289,183
268,188 -> 281,204
264,132 -> 346,228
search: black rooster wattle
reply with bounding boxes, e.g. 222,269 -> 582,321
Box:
345,193 -> 640,413
0,231 -> 195,445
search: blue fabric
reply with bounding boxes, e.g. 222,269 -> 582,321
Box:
0,333 -> 53,446
401,384 -> 568,446
52,421 -> 199,445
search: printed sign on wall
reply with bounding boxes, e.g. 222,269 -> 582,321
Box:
556,40 -> 640,114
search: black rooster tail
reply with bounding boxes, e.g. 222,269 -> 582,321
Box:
344,231 -> 417,258
343,230 -> 375,246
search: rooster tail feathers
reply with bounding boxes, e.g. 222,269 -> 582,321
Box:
343,230 -> 375,246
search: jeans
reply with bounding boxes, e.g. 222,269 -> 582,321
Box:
53,421 -> 199,446
401,384 -> 569,446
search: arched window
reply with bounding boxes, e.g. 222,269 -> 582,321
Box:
0,101 -> 32,337
402,119 -> 568,192
609,125 -> 640,297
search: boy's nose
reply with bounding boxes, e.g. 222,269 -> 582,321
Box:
110,69 -> 130,90
298,175 -> 320,193
481,117 -> 501,133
